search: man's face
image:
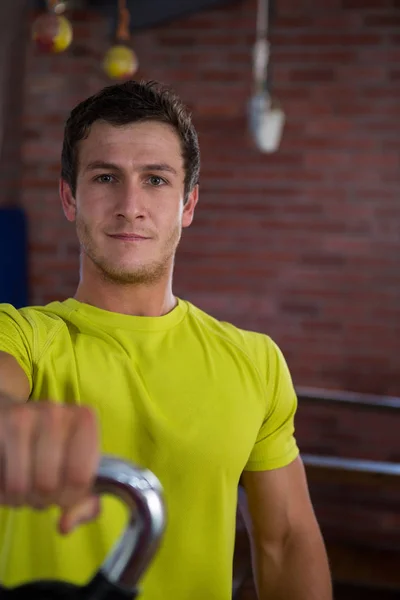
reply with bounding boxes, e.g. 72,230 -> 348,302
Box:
61,120 -> 198,285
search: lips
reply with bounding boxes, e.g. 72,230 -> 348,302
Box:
108,233 -> 150,241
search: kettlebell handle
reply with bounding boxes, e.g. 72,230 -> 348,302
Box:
0,456 -> 166,599
93,455 -> 166,591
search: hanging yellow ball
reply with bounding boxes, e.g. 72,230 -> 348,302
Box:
103,45 -> 139,80
32,13 -> 73,54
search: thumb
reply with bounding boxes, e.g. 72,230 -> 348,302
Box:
58,495 -> 101,535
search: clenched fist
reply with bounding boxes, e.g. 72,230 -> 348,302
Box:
0,401 -> 101,534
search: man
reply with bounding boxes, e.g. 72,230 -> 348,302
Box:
0,80 -> 332,599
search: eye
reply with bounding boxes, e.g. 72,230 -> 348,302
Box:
94,174 -> 116,184
147,175 -> 167,187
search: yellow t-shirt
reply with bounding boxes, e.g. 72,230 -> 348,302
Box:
0,298 -> 299,599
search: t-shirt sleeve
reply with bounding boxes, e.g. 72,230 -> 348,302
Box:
244,337 -> 299,472
0,303 -> 34,392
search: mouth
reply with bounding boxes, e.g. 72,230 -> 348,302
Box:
107,234 -> 151,241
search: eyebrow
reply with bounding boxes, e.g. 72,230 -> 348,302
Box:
85,160 -> 178,176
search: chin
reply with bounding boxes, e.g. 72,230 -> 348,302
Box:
97,258 -> 169,285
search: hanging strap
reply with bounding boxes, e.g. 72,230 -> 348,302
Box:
116,0 -> 131,43
253,0 -> 270,92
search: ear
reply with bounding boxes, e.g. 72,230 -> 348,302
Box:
182,184 -> 199,229
60,178 -> 76,222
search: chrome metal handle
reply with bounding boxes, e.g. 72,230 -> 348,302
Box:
93,456 -> 166,592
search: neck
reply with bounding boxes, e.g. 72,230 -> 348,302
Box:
74,262 -> 177,317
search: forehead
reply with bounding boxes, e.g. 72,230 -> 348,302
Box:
78,120 -> 184,170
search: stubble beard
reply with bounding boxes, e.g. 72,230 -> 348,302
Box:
76,215 -> 182,286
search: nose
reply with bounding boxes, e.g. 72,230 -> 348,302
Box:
115,181 -> 145,220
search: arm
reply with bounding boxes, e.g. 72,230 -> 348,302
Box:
0,350 -> 30,403
0,350 -> 100,532
239,456 -> 332,600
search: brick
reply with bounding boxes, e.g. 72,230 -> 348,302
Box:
274,49 -> 359,64
21,178 -> 60,190
336,65 -> 388,83
311,14 -> 364,28
343,0 -> 395,7
272,33 -> 384,46
303,151 -> 351,169
364,13 -> 400,27
274,16 -> 310,27
289,67 -> 336,82
300,254 -> 347,267
279,300 -> 320,317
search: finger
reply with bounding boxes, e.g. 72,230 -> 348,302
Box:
60,405 -> 100,509
58,495 -> 101,535
30,403 -> 73,509
2,405 -> 35,506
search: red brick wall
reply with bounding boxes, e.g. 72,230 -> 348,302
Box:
21,0 -> 400,400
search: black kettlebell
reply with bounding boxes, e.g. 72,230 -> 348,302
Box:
0,456 -> 167,599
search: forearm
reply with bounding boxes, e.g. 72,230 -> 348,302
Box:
252,528 -> 332,600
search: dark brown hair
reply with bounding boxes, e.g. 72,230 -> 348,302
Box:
61,80 -> 200,201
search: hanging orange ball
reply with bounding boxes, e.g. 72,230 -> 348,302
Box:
32,13 -> 73,54
103,45 -> 139,80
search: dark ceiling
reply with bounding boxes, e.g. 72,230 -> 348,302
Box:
33,0 -> 241,32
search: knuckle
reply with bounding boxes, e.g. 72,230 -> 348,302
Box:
29,495 -> 51,510
7,481 -> 26,499
77,405 -> 97,428
34,479 -> 58,498
66,469 -> 90,489
41,403 -> 64,428
42,401 -> 60,417
5,481 -> 27,506
6,405 -> 34,436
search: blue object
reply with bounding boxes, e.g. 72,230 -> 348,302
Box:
0,207 -> 28,308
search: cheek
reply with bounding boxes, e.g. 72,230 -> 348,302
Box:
165,208 -> 184,232
77,191 -> 109,222
148,198 -> 178,224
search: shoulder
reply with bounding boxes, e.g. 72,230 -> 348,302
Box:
184,301 -> 283,378
0,301 -> 74,360
0,301 -> 71,329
